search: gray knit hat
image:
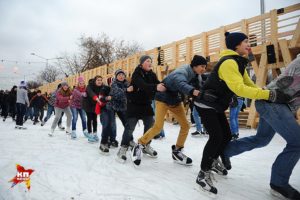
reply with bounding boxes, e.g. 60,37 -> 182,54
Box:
61,81 -> 68,87
139,55 -> 152,65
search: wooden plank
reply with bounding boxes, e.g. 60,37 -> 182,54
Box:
279,39 -> 292,66
201,32 -> 208,58
289,19 -> 300,48
185,37 -> 192,64
247,47 -> 268,128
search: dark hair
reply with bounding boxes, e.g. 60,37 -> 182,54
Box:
37,90 -> 41,93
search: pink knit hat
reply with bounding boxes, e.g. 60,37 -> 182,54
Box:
77,76 -> 85,83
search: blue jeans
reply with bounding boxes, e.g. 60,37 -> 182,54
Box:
100,107 -> 115,144
71,107 -> 87,131
229,98 -> 244,135
192,105 -> 203,132
44,105 -> 62,125
224,100 -> 300,187
25,107 -> 34,120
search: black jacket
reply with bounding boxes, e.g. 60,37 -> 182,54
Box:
82,78 -> 111,113
30,95 -> 47,109
126,66 -> 159,118
196,55 -> 248,112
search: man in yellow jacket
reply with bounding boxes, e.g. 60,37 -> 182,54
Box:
194,31 -> 290,195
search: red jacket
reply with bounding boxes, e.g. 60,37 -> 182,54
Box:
55,89 -> 71,109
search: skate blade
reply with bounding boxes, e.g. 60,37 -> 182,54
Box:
194,185 -> 217,199
99,150 -> 110,155
129,154 -> 141,168
173,160 -> 193,166
270,189 -> 289,200
115,157 -> 126,164
142,152 -> 158,158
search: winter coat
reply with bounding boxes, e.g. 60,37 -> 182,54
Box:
55,88 -> 71,109
30,95 -> 47,109
107,79 -> 129,112
8,86 -> 17,106
155,64 -> 197,106
70,86 -> 86,109
196,50 -> 269,112
126,65 -> 160,118
267,56 -> 300,115
16,87 -> 29,105
82,79 -> 110,113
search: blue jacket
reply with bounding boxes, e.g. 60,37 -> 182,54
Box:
155,64 -> 196,105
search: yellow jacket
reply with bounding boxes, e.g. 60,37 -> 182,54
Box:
218,50 -> 270,100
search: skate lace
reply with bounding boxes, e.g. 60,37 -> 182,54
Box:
206,171 -> 216,186
135,144 -> 142,158
213,158 -> 226,171
145,144 -> 155,154
119,147 -> 127,155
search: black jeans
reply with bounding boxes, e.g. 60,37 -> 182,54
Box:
86,112 -> 97,133
121,116 -> 154,146
195,106 -> 232,171
34,107 -> 44,122
16,103 -> 26,126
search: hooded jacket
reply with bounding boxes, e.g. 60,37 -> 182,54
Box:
196,49 -> 269,112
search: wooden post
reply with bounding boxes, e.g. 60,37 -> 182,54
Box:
219,26 -> 226,51
172,42 -> 177,69
279,39 -> 292,66
289,19 -> 300,48
247,45 -> 268,128
185,37 -> 192,64
201,32 -> 208,58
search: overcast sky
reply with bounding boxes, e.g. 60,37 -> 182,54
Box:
0,0 -> 298,89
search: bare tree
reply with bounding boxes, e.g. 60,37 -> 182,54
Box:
26,80 -> 42,90
38,65 -> 61,83
57,33 -> 143,75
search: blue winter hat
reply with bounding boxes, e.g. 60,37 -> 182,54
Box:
225,32 -> 248,50
19,80 -> 27,88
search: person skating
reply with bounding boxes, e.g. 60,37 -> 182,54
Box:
15,81 -> 29,129
131,55 -> 207,166
30,90 -> 47,125
49,81 -> 72,137
70,76 -> 88,139
119,55 -> 165,163
194,32 -> 290,195
223,56 -> 300,200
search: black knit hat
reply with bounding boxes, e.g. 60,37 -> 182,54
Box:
190,55 -> 207,67
115,69 -> 126,77
225,32 -> 248,50
139,55 -> 152,65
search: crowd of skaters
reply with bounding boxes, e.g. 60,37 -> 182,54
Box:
0,31 -> 299,199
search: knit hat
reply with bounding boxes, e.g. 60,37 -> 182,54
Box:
115,69 -> 126,77
225,32 -> 248,50
190,55 -> 207,67
139,55 -> 152,65
19,81 -> 27,87
77,76 -> 85,83
61,81 -> 68,87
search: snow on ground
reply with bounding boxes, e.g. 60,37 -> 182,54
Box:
0,116 -> 299,200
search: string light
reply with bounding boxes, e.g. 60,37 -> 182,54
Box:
1,59 -> 46,65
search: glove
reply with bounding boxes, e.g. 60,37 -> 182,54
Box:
195,89 -> 218,103
268,89 -> 291,104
